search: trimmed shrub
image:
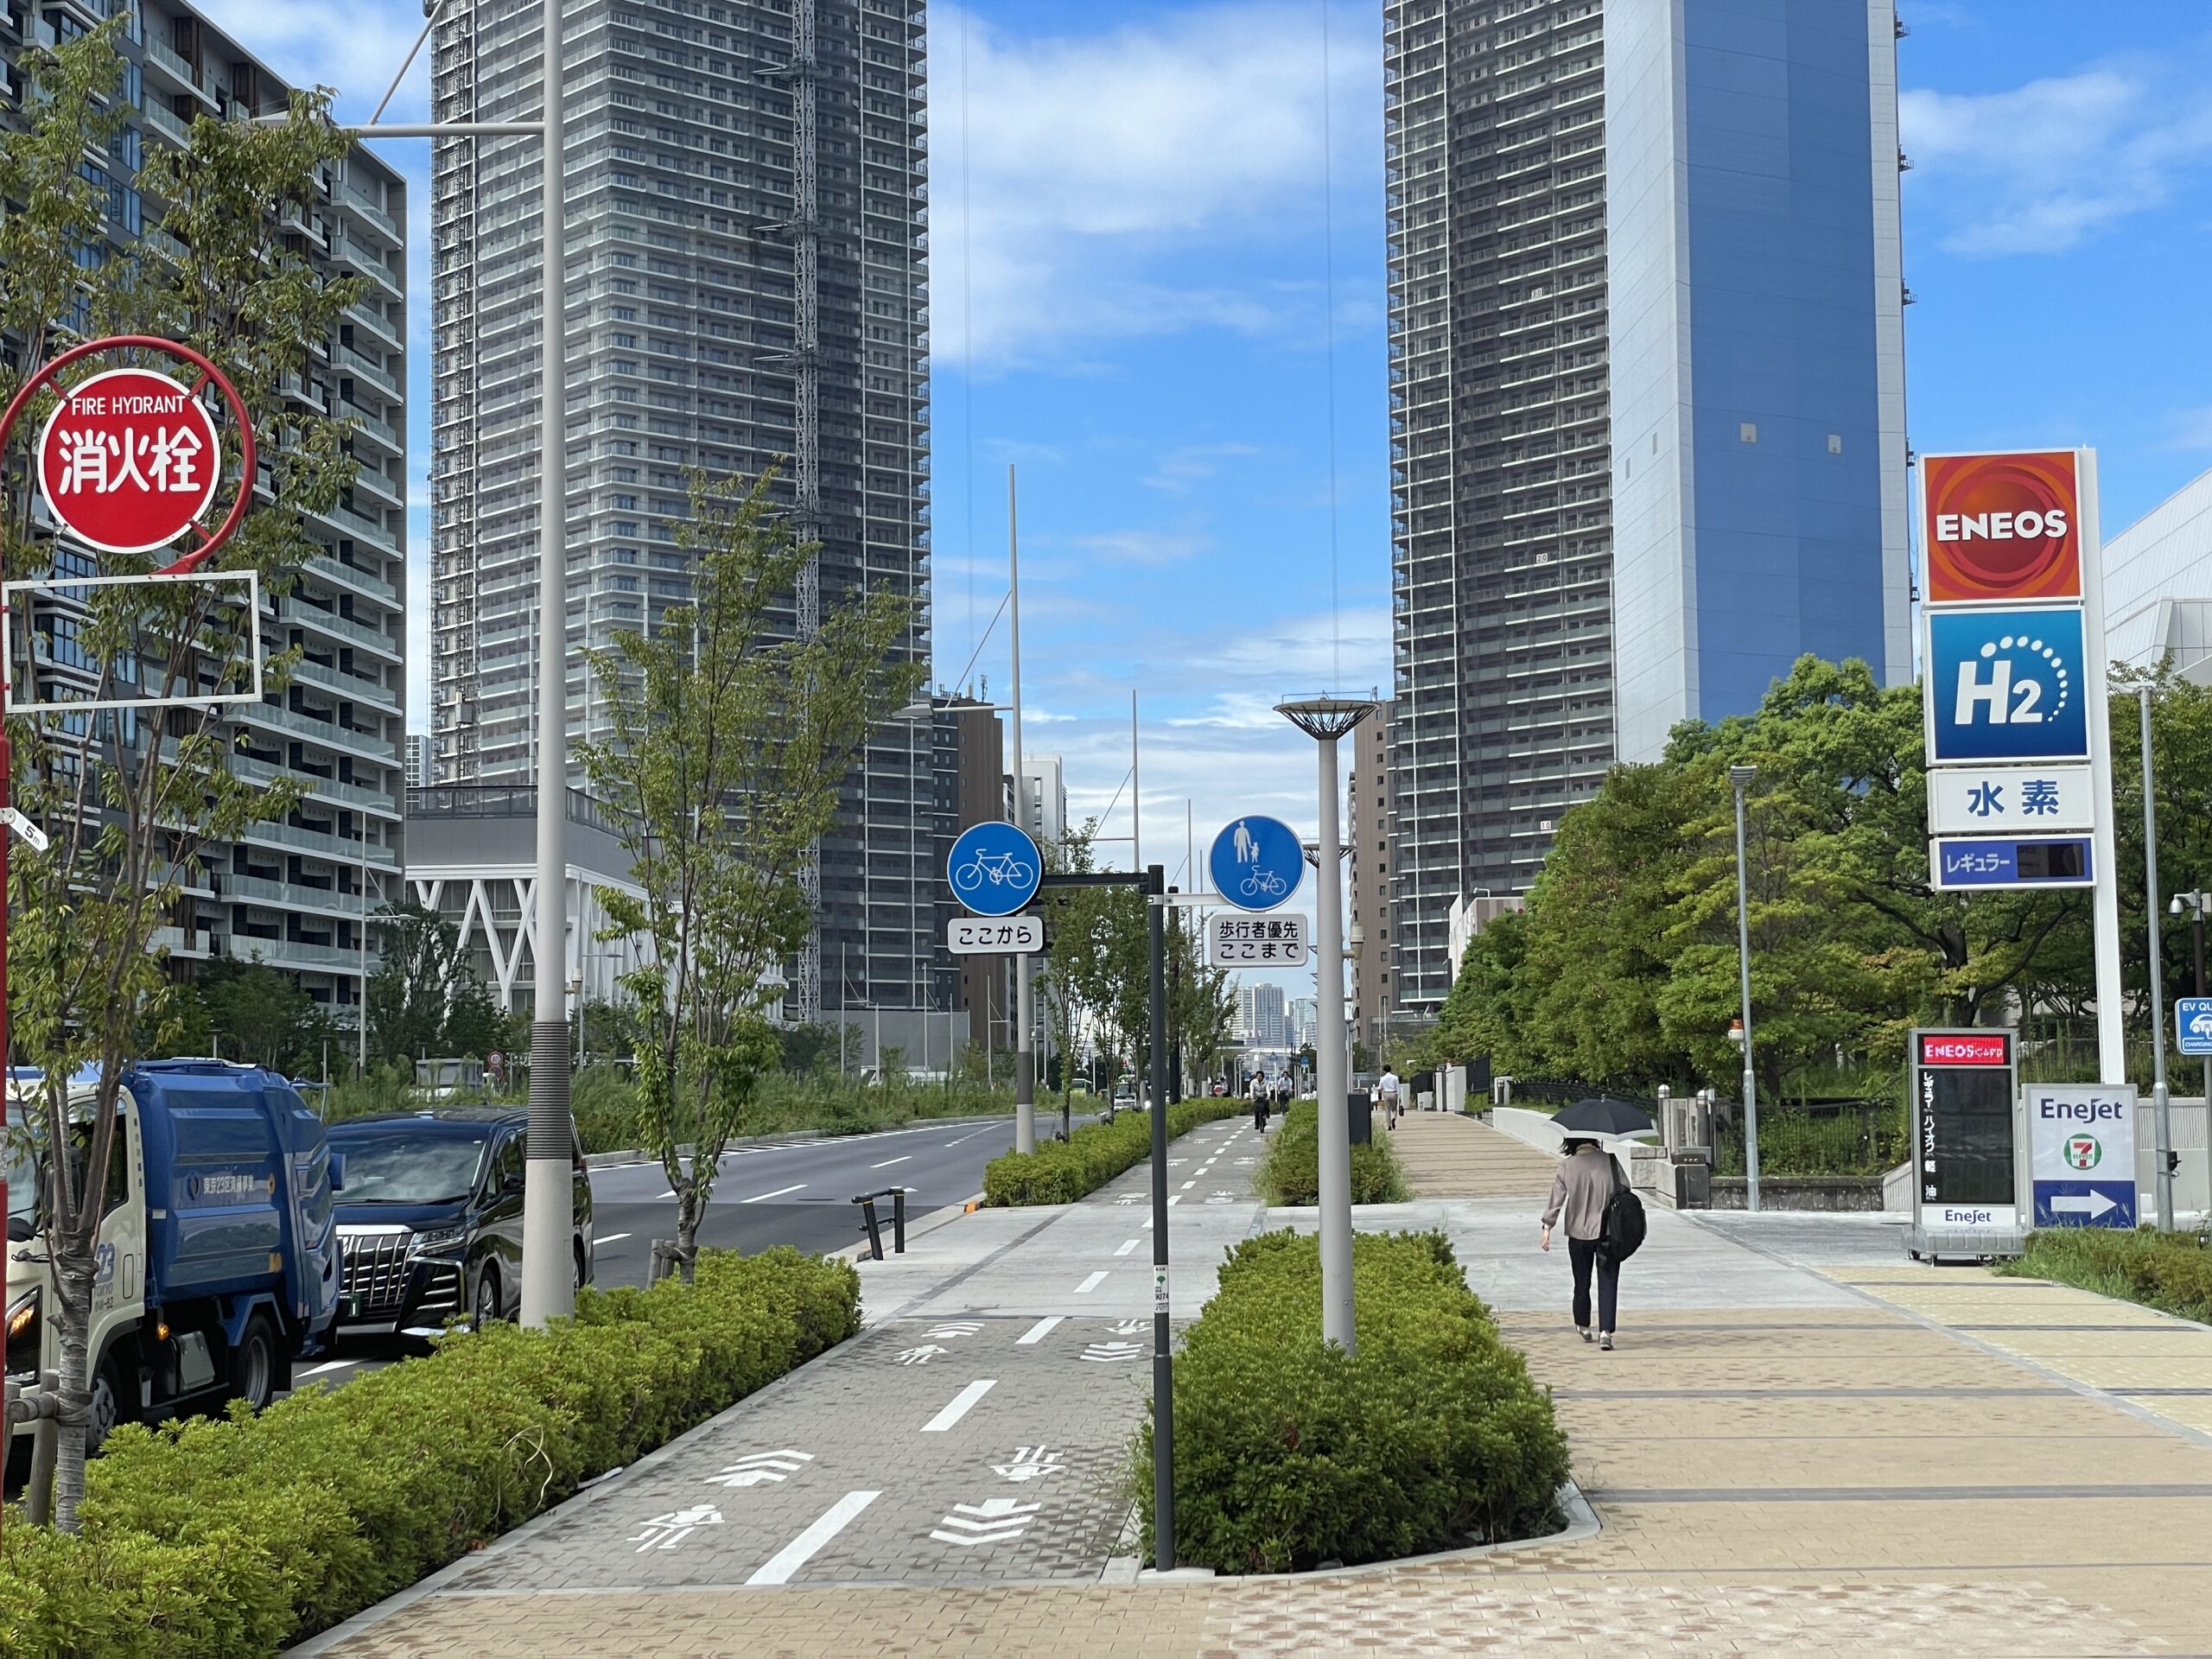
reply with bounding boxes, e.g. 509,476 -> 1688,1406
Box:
1999,1226 -> 2212,1322
982,1097 -> 1245,1205
1136,1229 -> 1569,1573
1258,1101 -> 1410,1205
0,1247 -> 859,1658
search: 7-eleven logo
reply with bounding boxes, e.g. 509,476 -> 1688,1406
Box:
2063,1135 -> 2101,1171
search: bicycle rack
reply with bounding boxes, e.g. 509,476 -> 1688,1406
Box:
851,1186 -> 909,1261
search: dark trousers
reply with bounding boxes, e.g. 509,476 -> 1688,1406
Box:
1568,1236 -> 1618,1332
1253,1101 -> 1268,1132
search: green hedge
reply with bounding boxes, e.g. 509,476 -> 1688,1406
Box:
1258,1101 -> 1411,1205
0,1247 -> 859,1658
1135,1229 -> 1568,1573
982,1097 -> 1245,1205
1999,1226 -> 2212,1322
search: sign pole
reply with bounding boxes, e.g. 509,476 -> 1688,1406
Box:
1144,862 -> 1173,1572
2077,449 -> 2127,1088
2139,685 -> 2175,1231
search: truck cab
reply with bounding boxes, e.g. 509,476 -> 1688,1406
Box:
6,1061 -> 340,1453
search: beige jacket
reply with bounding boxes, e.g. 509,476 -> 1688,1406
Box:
1541,1147 -> 1618,1242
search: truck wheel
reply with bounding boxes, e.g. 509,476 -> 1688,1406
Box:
475,1262 -> 504,1325
86,1347 -> 130,1453
228,1315 -> 277,1412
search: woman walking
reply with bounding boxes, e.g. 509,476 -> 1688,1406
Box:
1540,1137 -> 1622,1350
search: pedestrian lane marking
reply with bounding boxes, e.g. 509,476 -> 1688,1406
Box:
1015,1315 -> 1065,1344
742,1183 -> 806,1203
746,1491 -> 880,1584
629,1503 -> 722,1553
895,1344 -> 949,1366
703,1449 -> 813,1488
1076,1270 -> 1108,1294
921,1378 -> 996,1433
991,1445 -> 1064,1483
1116,1238 -> 1140,1256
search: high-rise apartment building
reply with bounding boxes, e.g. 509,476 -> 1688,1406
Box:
1382,0 -> 1909,1009
1347,701 -> 1395,1048
3,0 -> 410,1027
1237,982 -> 1288,1052
429,0 -> 931,1021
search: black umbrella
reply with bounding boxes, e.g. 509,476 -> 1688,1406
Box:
1553,1096 -> 1657,1138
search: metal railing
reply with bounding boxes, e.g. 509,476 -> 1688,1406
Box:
851,1187 -> 908,1260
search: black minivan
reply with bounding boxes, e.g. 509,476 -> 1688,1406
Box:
326,1107 -> 593,1338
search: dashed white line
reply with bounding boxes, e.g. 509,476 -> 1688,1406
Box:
1016,1315 -> 1065,1345
1179,1180 -> 1196,1191
1076,1270 -> 1109,1294
870,1155 -> 912,1170
296,1358 -> 358,1379
746,1491 -> 881,1585
1115,1238 -> 1140,1256
594,1232 -> 632,1248
921,1379 -> 996,1433
1167,1195 -> 1181,1207
743,1184 -> 806,1204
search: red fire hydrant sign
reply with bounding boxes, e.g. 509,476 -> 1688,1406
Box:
36,367 -> 222,554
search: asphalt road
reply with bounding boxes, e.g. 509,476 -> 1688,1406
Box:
282,1110 -> 1092,1398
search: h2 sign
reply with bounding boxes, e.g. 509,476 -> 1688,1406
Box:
1924,606 -> 2090,764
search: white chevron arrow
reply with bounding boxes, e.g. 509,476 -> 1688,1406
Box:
929,1497 -> 1041,1547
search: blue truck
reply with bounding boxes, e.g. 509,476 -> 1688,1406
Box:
5,1060 -> 340,1451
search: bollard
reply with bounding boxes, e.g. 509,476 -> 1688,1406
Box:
893,1187 -> 906,1254
849,1187 -> 909,1261
855,1194 -> 884,1261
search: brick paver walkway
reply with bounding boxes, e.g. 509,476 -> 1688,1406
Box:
297,1122 -> 2212,1656
1389,1109 -> 1557,1198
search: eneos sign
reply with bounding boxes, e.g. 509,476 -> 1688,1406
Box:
36,366 -> 221,554
1921,450 -> 2082,604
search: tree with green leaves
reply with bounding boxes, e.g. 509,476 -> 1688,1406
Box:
200,957 -> 339,1076
0,22 -> 366,1529
579,470 -> 922,1281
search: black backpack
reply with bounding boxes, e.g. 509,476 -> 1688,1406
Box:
1601,1154 -> 1647,1262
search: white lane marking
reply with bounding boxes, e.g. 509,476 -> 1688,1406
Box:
1179,1180 -> 1197,1190
297,1358 -> 358,1379
1076,1270 -> 1108,1294
922,1379 -> 996,1433
745,1491 -> 880,1585
1116,1238 -> 1140,1256
871,1155 -> 912,1170
1167,1195 -> 1181,1206
658,1189 -> 677,1199
1015,1315 -> 1065,1345
743,1184 -> 806,1203
1143,1216 -> 1154,1229
594,1233 -> 632,1248
944,1128 -> 998,1147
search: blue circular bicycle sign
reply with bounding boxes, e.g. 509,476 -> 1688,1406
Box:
948,821 -> 1042,916
1209,815 -> 1304,912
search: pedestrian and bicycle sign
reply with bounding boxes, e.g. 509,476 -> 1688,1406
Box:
2026,1084 -> 2136,1230
1208,815 -> 1303,912
947,821 -> 1040,916
2178,997 -> 2212,1058
948,914 -> 1045,955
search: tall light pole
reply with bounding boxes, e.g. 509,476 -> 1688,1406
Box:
276,0 -> 575,1325
1006,466 -> 1035,1155
2139,686 -> 2175,1232
1277,695 -> 1376,1352
1729,764 -> 1762,1213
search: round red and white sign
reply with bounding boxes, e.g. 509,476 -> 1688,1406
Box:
36,366 -> 222,555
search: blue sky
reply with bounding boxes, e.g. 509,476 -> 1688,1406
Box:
226,0 -> 2212,995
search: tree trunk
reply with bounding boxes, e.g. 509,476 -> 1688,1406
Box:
49,1248 -> 95,1533
675,1172 -> 700,1285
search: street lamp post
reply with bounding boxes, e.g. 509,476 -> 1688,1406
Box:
1277,695 -> 1377,1353
2139,687 -> 2175,1232
1007,467 -> 1036,1156
1728,764 -> 1762,1214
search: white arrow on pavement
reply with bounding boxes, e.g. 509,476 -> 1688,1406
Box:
2051,1191 -> 2120,1220
929,1497 -> 1042,1546
1080,1341 -> 1144,1363
702,1449 -> 814,1488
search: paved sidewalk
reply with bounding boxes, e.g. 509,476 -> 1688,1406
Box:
304,1119 -> 2212,1656
1389,1109 -> 1557,1198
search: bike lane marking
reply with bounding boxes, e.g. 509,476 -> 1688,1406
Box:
922,1379 -> 997,1433
1015,1315 -> 1065,1344
744,1491 -> 881,1585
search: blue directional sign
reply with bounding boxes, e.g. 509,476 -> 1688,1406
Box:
2179,997 -> 2212,1058
1929,835 -> 2094,892
2033,1179 -> 2135,1230
1925,606 -> 2090,763
947,821 -> 1041,917
1210,815 -> 1304,912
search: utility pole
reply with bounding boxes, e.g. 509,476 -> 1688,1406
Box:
1730,765 -> 1762,1214
2139,686 -> 2176,1232
1007,466 -> 1035,1155
1144,862 -> 1174,1569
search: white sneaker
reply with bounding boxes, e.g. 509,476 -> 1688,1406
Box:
1577,1326 -> 1593,1344
1599,1332 -> 1614,1351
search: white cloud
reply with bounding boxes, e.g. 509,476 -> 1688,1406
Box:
2167,406 -> 2212,452
1900,56 -> 2212,256
1059,528 -> 1213,566
930,2 -> 1376,368
1146,442 -> 1262,494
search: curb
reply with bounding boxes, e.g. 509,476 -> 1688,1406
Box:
829,1192 -> 986,1264
584,1114 -> 1014,1169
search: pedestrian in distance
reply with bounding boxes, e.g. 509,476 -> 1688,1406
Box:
1249,1071 -> 1270,1135
1541,1136 -> 1626,1350
1376,1065 -> 1402,1131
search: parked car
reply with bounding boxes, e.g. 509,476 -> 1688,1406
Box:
325,1108 -> 592,1339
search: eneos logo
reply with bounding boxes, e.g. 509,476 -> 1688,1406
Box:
1922,451 -> 2082,604
2064,1135 -> 2101,1170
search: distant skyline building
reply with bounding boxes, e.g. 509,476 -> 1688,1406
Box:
428,0 -> 931,1022
1018,754 -> 1067,848
1238,982 -> 1288,1051
1347,701 -> 1395,1048
1382,0 -> 1910,1009
1287,996 -> 1319,1052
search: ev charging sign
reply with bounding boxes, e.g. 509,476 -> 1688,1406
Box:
1924,606 -> 2090,764
2026,1084 -> 2137,1229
